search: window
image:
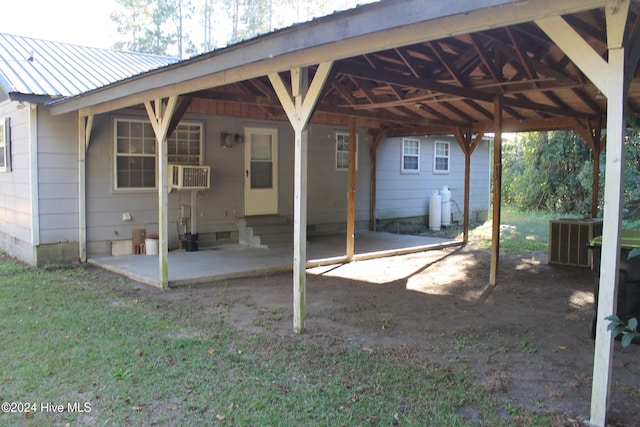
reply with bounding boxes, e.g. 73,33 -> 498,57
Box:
0,117 -> 10,172
114,119 -> 203,190
434,140 -> 450,173
168,123 -> 202,165
402,138 -> 420,173
335,132 -> 357,171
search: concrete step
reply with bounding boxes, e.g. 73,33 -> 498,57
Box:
239,215 -> 293,248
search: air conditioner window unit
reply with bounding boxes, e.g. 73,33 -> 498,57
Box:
169,164 -> 210,190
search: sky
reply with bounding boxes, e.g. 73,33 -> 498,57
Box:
0,0 -> 377,53
1,0 -> 120,49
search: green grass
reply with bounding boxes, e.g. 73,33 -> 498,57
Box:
465,208 -> 558,253
0,254 -> 567,426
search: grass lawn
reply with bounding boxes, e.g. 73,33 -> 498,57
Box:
467,208 -> 557,253
0,214 -> 569,426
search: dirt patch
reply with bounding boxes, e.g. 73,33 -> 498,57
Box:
121,244 -> 640,425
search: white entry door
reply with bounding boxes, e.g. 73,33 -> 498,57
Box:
244,127 -> 278,215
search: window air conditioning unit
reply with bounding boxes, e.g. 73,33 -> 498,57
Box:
169,164 -> 210,190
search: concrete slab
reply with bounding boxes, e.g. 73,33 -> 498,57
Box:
88,231 -> 460,288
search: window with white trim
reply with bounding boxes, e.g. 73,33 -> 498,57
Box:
168,123 -> 202,164
0,117 -> 10,172
114,119 -> 203,190
402,138 -> 420,173
335,132 -> 357,171
434,140 -> 450,173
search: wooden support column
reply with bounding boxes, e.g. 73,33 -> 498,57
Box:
368,130 -> 387,231
346,117 -> 357,260
454,126 -> 485,243
575,118 -> 604,218
537,3 -> 633,424
145,96 -> 178,289
78,114 -> 93,262
269,62 -> 333,333
489,95 -> 503,286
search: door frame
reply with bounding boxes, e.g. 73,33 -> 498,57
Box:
244,126 -> 279,216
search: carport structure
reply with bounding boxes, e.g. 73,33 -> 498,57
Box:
51,0 -> 640,424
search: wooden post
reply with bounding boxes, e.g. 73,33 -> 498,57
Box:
292,125 -> 309,333
575,118 -> 604,219
269,62 -> 333,333
592,137 -> 604,218
78,114 -> 93,262
453,127 -> 484,244
145,96 -> 178,289
368,130 -> 386,231
489,95 -> 503,285
536,6 -> 632,422
346,117 -> 357,260
590,33 -> 627,427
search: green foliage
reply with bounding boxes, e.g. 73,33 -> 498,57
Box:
112,0 -> 374,56
606,315 -> 640,348
112,0 -> 197,57
503,128 -> 640,222
502,131 -> 594,215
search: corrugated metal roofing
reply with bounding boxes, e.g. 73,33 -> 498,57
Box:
0,33 -> 178,101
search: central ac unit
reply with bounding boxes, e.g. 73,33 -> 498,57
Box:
169,164 -> 210,190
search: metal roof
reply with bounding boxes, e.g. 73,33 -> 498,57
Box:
0,33 -> 178,102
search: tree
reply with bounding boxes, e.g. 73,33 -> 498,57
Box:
111,0 -> 149,52
502,131 -> 594,215
138,0 -> 177,55
201,0 -> 216,51
111,0 -> 195,57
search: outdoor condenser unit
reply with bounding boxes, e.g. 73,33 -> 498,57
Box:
548,218 -> 603,267
169,164 -> 211,190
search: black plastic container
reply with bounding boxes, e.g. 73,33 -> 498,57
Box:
184,232 -> 199,252
589,231 -> 640,340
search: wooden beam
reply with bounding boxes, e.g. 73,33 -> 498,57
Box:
144,96 -> 178,289
575,118 -> 604,218
590,3 -> 631,423
338,63 -> 597,119
429,41 -> 467,86
535,15 -> 609,95
269,62 -> 334,334
489,95 -> 503,286
346,117 -> 357,260
454,125 -> 486,243
77,114 -> 93,263
167,96 -> 193,138
369,129 -> 388,231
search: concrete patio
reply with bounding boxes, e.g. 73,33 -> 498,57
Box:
88,231 -> 460,288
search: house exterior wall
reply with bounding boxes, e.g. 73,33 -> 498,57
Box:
85,109 -> 372,256
307,125 -> 372,233
34,107 -> 80,264
0,101 -> 36,264
375,135 -> 490,229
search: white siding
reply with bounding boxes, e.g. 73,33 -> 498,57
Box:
376,136 -> 490,222
36,108 -> 79,244
0,101 -> 35,263
306,125 -> 371,225
85,111 -> 373,253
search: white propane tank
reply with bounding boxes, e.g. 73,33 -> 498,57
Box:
441,186 -> 451,227
429,189 -> 442,230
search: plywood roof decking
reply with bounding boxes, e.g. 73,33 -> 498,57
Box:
92,3 -> 636,137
